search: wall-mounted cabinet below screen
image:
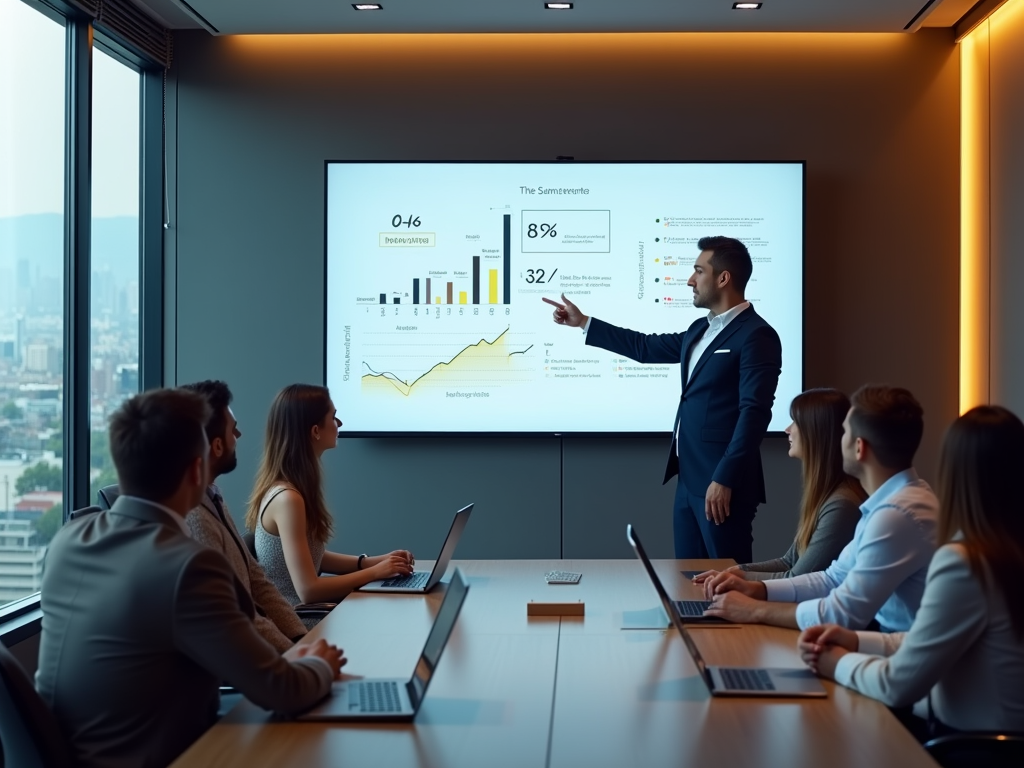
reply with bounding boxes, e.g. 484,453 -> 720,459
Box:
326,162 -> 803,435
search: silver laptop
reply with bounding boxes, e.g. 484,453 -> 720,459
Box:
361,504 -> 473,593
296,568 -> 470,721
626,523 -> 730,625
627,525 -> 826,698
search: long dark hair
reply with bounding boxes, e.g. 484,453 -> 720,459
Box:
791,389 -> 865,555
246,384 -> 334,544
937,405 -> 1024,639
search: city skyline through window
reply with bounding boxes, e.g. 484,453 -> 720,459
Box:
0,0 -> 68,606
91,48 -> 141,498
1,0 -> 144,607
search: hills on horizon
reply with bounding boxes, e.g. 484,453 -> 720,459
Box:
0,213 -> 140,288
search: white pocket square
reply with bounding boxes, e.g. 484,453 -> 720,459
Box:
714,349 -> 731,354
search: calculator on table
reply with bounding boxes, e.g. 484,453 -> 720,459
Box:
545,570 -> 582,584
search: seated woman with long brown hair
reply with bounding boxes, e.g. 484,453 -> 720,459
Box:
696,388 -> 865,588
246,384 -> 413,610
799,405 -> 1024,735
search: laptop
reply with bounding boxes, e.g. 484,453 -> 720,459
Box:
627,525 -> 827,698
625,523 -> 729,625
296,567 -> 470,720
361,504 -> 473,593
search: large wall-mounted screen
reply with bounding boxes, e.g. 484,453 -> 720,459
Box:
326,162 -> 803,434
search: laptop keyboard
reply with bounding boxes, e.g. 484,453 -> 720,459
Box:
674,600 -> 713,617
381,571 -> 429,589
353,681 -> 403,713
719,668 -> 776,691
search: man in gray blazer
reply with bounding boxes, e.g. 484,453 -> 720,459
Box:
35,389 -> 345,768
181,380 -> 308,651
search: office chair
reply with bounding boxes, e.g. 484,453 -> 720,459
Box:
0,642 -> 74,768
68,504 -> 101,521
924,732 -> 1024,768
96,484 -> 120,510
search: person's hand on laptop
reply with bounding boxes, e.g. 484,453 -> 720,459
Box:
286,638 -> 347,679
703,590 -> 766,623
365,551 -> 415,580
692,565 -> 743,584
798,624 -> 858,679
703,572 -> 766,601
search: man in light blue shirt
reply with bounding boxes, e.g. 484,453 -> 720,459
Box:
703,385 -> 938,631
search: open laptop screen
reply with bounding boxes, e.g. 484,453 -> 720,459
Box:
410,568 -> 469,704
425,504 -> 474,588
626,525 -> 712,685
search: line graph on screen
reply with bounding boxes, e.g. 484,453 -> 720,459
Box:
360,327 -> 534,396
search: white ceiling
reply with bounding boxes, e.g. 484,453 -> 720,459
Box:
129,0 -> 979,34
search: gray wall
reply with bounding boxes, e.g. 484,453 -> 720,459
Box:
988,11 -> 1024,413
165,30 -> 959,560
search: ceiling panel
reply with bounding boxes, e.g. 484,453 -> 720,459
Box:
143,0 -> 958,35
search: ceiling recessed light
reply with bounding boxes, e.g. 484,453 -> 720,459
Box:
733,2 -> 762,8
352,3 -> 382,9
545,3 -> 574,9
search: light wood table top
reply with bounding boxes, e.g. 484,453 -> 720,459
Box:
171,559 -> 938,768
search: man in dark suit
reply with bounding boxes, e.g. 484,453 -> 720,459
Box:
36,389 -> 345,768
548,236 -> 782,560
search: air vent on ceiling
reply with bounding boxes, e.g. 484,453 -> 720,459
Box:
96,0 -> 172,68
68,0 -> 100,15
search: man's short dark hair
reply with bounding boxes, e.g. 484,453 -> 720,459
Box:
697,236 -> 753,294
849,385 -> 924,470
108,389 -> 211,500
180,380 -> 233,443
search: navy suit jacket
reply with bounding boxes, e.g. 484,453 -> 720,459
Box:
586,306 -> 782,506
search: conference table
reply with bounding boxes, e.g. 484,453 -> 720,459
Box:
171,559 -> 939,768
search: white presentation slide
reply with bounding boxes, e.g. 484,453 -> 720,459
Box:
326,163 -> 803,434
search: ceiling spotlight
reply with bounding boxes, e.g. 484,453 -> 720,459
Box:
733,2 -> 762,7
545,3 -> 574,8
352,3 -> 382,9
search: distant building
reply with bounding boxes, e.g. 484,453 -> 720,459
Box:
25,343 -> 59,376
0,520 -> 45,604
15,491 -> 62,514
117,363 -> 138,395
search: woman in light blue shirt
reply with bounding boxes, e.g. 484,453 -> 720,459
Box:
799,405 -> 1024,736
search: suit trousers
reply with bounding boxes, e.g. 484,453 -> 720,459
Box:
672,480 -> 757,561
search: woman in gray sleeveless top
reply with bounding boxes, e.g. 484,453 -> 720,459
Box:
246,384 -> 416,616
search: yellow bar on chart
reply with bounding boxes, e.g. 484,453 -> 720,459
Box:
435,297 -> 441,304
459,291 -> 468,304
489,270 -> 498,304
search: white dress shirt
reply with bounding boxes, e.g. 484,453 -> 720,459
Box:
685,301 -> 750,382
763,468 -> 938,631
834,543 -> 1024,731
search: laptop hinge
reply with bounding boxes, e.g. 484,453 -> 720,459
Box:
405,679 -> 420,710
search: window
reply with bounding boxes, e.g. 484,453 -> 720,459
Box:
0,0 -> 67,605
91,48 -> 140,501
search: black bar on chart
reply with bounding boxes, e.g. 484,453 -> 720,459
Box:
503,214 -> 511,304
473,256 -> 480,304
379,293 -> 386,304
393,297 -> 401,304
413,278 -> 420,304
